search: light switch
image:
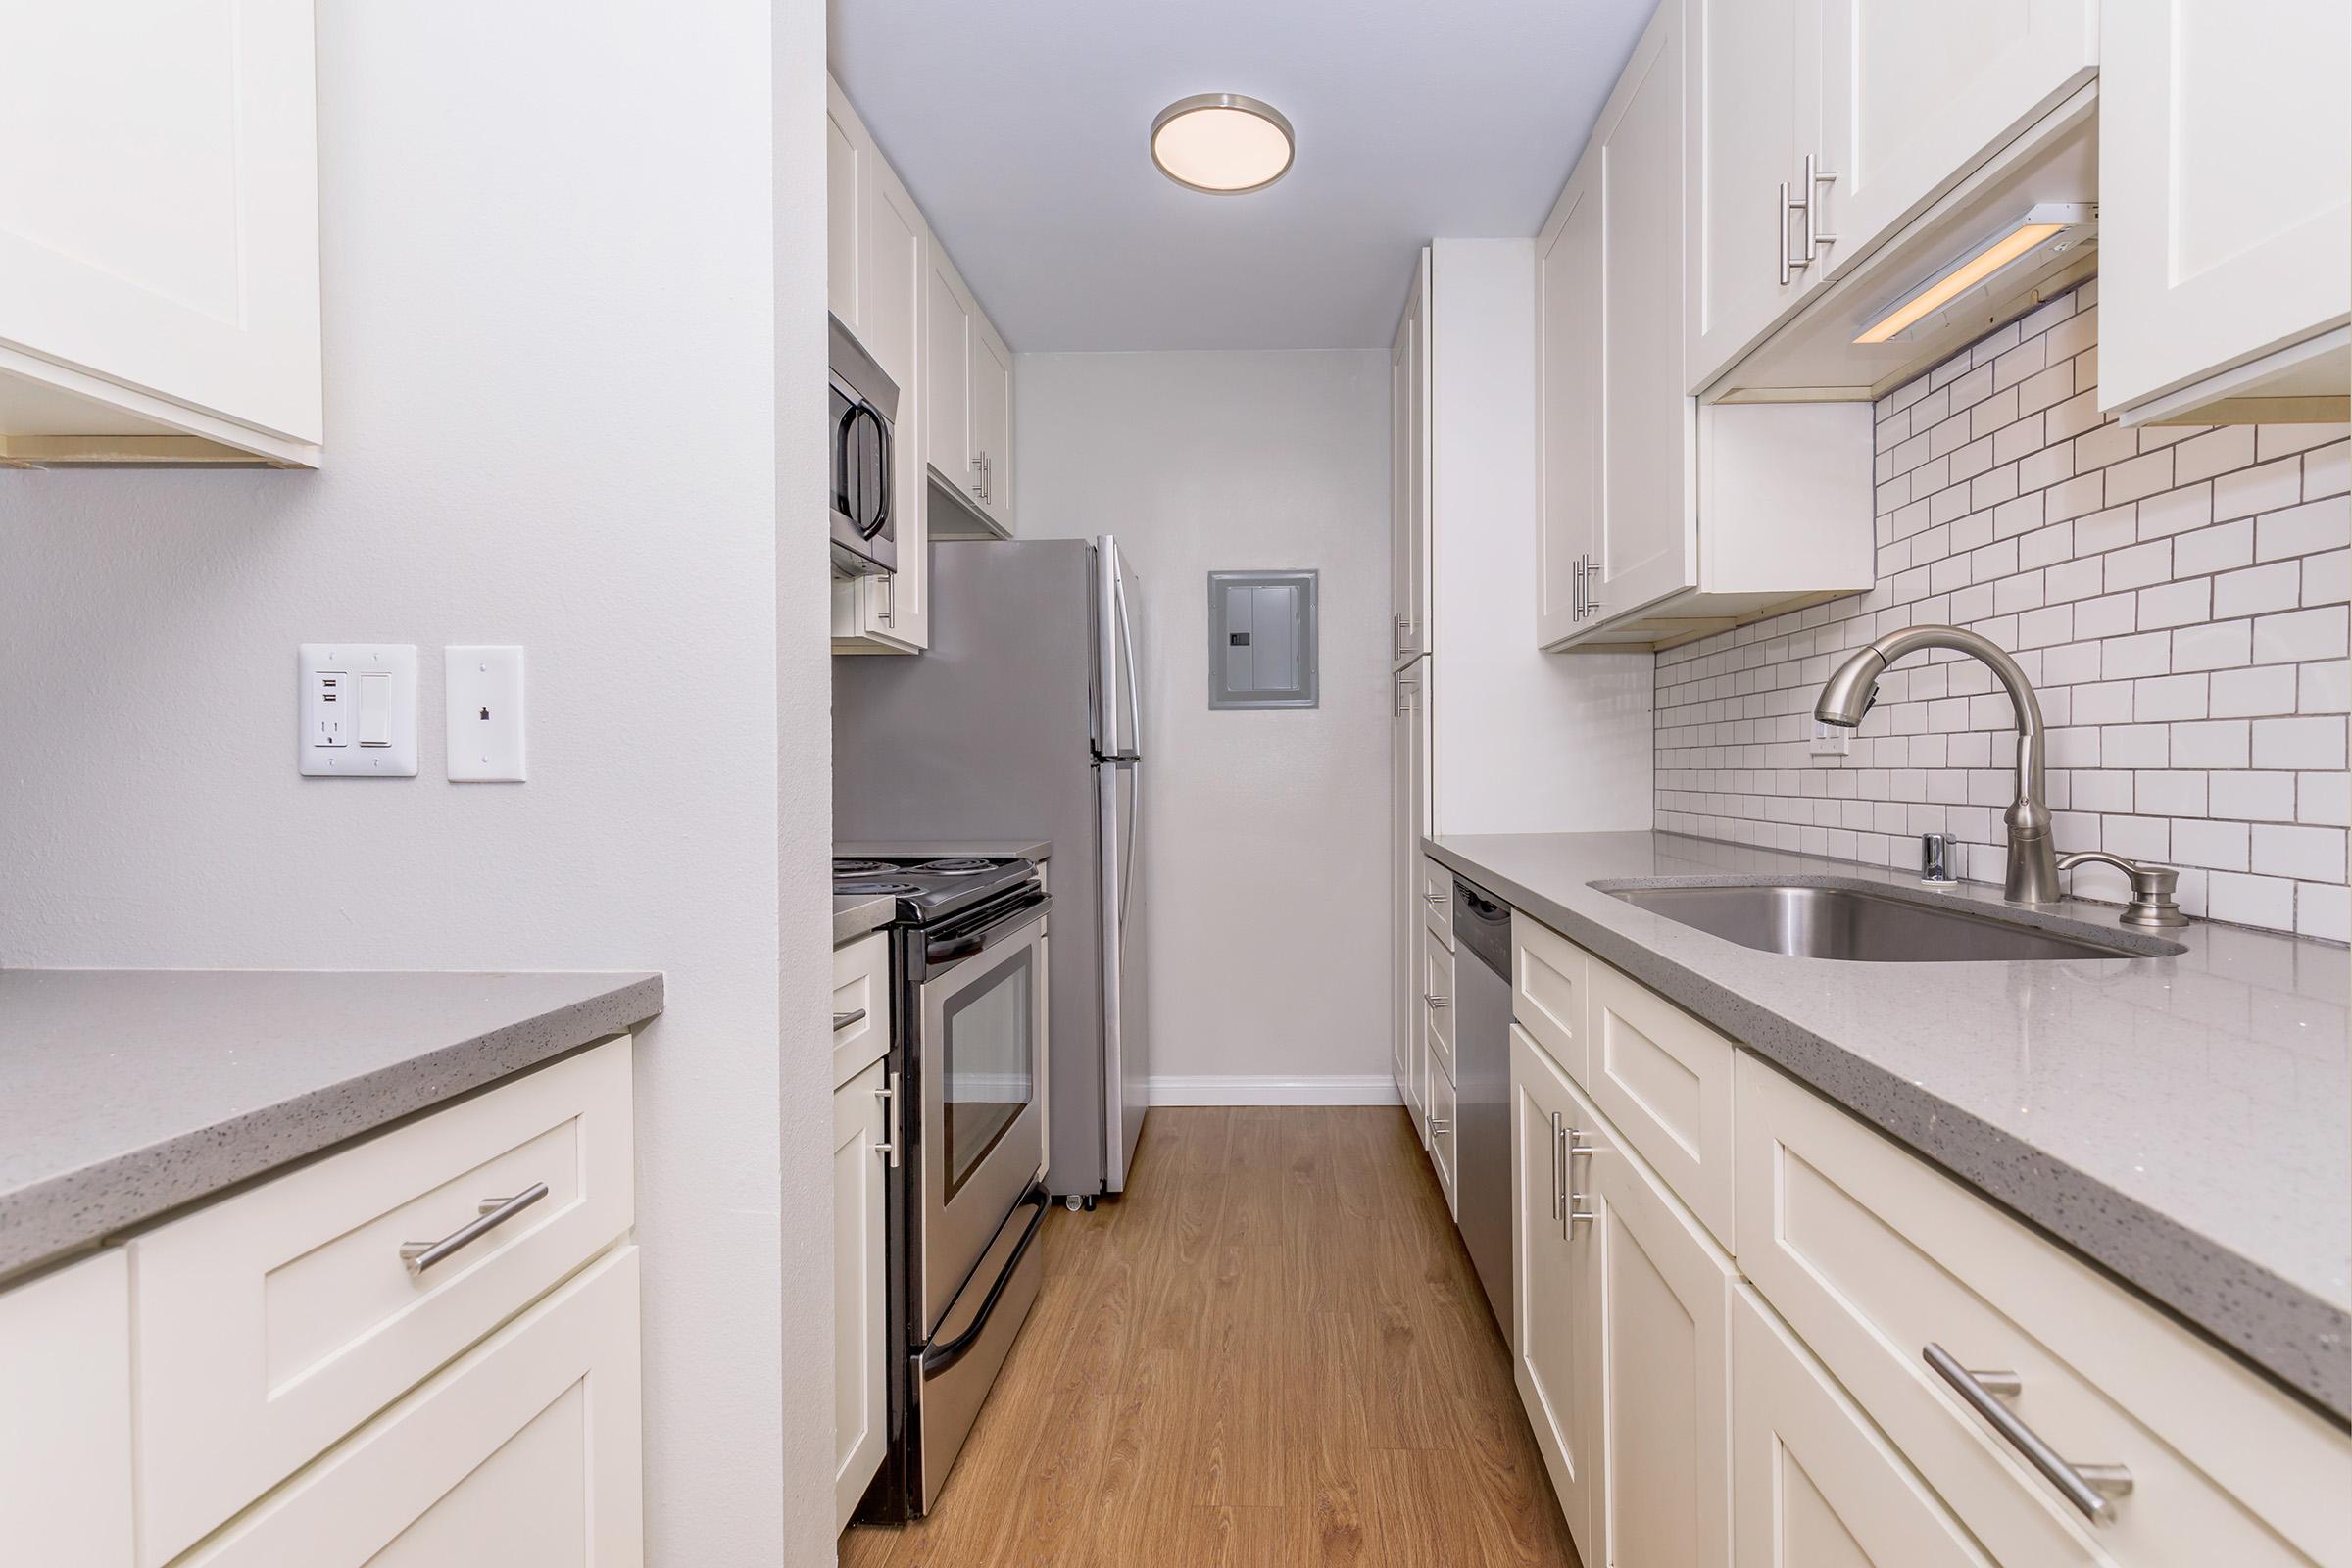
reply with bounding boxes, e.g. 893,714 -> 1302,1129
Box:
445,646 -> 525,782
299,645 -> 417,776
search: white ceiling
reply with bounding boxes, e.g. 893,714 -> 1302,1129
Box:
828,0 -> 1660,352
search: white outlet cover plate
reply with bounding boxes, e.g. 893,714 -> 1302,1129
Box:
299,644 -> 418,777
446,646 -> 525,782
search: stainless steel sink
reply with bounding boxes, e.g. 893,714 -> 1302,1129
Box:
1599,882 -> 2180,962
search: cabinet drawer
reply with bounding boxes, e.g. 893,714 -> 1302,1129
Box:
0,1250 -> 133,1568
833,929 -> 890,1088
1735,1054 -> 2352,1568
1421,858 -> 1454,948
177,1246 -> 642,1568
1428,1062 -> 1459,1219
1511,913 -> 1591,1088
1587,958 -> 1736,1249
1421,923 -> 1456,1084
132,1038 -> 635,1568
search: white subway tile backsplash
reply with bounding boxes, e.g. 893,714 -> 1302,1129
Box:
1653,285 -> 2348,938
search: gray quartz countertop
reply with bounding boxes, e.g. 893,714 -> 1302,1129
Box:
0,969 -> 663,1286
833,895 -> 897,945
1429,830 -> 2350,1422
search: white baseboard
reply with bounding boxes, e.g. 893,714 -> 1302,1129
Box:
1147,1074 -> 1402,1106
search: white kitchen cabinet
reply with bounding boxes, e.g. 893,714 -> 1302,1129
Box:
0,0 -> 321,467
1421,923 -> 1456,1088
2097,0 -> 2351,424
1511,1024 -> 1601,1563
833,1057 -> 891,1531
1683,0 -> 2095,397
924,243 -> 1017,540
176,1247 -> 643,1568
831,929 -> 891,1087
1538,0 -> 1875,652
1731,1285 -> 1991,1568
1389,250 -> 1433,1127
829,77 -> 932,654
1510,912 -> 1592,1091
1589,1078 -> 1736,1568
131,1039 -> 636,1568
1585,958 -> 1737,1250
1427,1061 -> 1460,1220
0,1250 -> 133,1568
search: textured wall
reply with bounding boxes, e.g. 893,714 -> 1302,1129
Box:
1014,349 -> 1396,1093
1656,281 -> 2349,938
0,2 -> 837,1560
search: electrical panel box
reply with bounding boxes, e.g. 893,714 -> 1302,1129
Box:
1207,570 -> 1318,710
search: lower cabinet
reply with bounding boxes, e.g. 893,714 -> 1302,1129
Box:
1426,1058 -> 1459,1218
833,1056 -> 891,1530
0,1250 -> 133,1568
1731,1285 -> 1989,1568
178,1247 -> 643,1568
1511,1024 -> 1599,1561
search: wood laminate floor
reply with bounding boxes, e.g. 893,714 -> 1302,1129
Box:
840,1105 -> 1582,1567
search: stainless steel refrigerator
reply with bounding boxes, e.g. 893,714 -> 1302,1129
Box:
834,535 -> 1149,1203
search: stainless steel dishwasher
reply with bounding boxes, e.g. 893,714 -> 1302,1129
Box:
1451,874 -> 1513,1341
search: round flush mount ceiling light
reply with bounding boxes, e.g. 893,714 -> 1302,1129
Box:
1150,94 -> 1295,194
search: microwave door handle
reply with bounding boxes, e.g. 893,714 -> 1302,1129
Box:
835,400 -> 859,520
867,404 -> 892,538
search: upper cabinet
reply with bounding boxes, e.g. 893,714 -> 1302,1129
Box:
0,0 -> 322,468
1686,0 -> 2097,398
830,79 -> 932,654
925,244 -> 1016,540
2097,0 -> 2351,424
1537,0 -> 1875,652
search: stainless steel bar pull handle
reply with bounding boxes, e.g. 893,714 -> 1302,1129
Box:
1548,1110 -> 1564,1220
1427,1116 -> 1451,1137
1422,993 -> 1450,1010
832,1007 -> 867,1032
874,1070 -> 901,1167
401,1182 -> 550,1274
1924,1344 -> 2132,1523
1561,1126 -> 1595,1235
1802,153 -> 1840,259
1423,891 -> 1445,908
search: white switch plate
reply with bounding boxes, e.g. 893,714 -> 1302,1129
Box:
299,645 -> 418,776
446,646 -> 525,782
1808,718 -> 1851,764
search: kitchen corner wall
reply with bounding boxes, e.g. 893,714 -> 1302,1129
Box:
1014,350 -> 1395,1099
1656,280 -> 2351,939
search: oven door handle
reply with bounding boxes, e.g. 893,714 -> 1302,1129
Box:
923,889 -> 1051,965
920,1187 -> 1050,1378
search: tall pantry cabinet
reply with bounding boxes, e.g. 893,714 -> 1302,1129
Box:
1389,250 -> 1432,1134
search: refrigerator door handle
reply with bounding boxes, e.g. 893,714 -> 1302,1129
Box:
1114,559 -> 1143,760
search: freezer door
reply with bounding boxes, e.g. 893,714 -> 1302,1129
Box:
1099,758 -> 1149,1189
1095,536 -> 1144,760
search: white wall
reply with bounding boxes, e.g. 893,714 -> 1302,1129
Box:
0,4 -> 836,1564
1014,351 -> 1395,1099
1427,239 -> 1654,836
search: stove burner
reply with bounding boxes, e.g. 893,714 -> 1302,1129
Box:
833,858 -> 894,878
836,879 -> 921,896
915,858 -> 998,875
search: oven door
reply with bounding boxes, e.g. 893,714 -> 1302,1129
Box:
918,902 -> 1047,1335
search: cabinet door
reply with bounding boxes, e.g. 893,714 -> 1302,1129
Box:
178,1247 -> 642,1568
834,1060 -> 890,1530
2098,0 -> 2351,414
1390,250 -> 1430,660
1592,1110 -> 1735,1568
970,314 -> 1014,528
1393,663 -> 1430,1133
825,78 -> 865,328
1510,1025 -> 1599,1562
836,140 -> 931,652
1594,5 -> 1698,625
1731,1287 -> 1991,1568
1683,0 -> 1803,391
925,251 -> 972,491
0,1250 -> 133,1568
0,0 -> 320,451
1427,1060 -> 1459,1218
1535,156 -> 1601,649
1814,0 -> 2096,285
1422,923 -> 1457,1086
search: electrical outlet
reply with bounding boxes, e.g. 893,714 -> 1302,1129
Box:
1808,718 -> 1851,764
300,645 -> 417,776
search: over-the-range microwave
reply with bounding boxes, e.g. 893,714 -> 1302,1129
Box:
829,313 -> 898,577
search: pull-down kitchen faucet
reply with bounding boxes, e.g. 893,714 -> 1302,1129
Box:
1815,625 -> 2063,905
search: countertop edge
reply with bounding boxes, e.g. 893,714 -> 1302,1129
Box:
1426,836 -> 2352,1426
832,896 -> 898,945
0,971 -> 664,1285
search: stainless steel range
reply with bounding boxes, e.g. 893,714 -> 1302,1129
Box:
840,852 -> 1050,1522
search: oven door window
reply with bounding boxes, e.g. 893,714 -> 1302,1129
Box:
940,942 -> 1038,1200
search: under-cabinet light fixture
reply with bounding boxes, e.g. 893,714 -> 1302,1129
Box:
1151,94 -> 1295,194
1853,204 -> 2097,345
